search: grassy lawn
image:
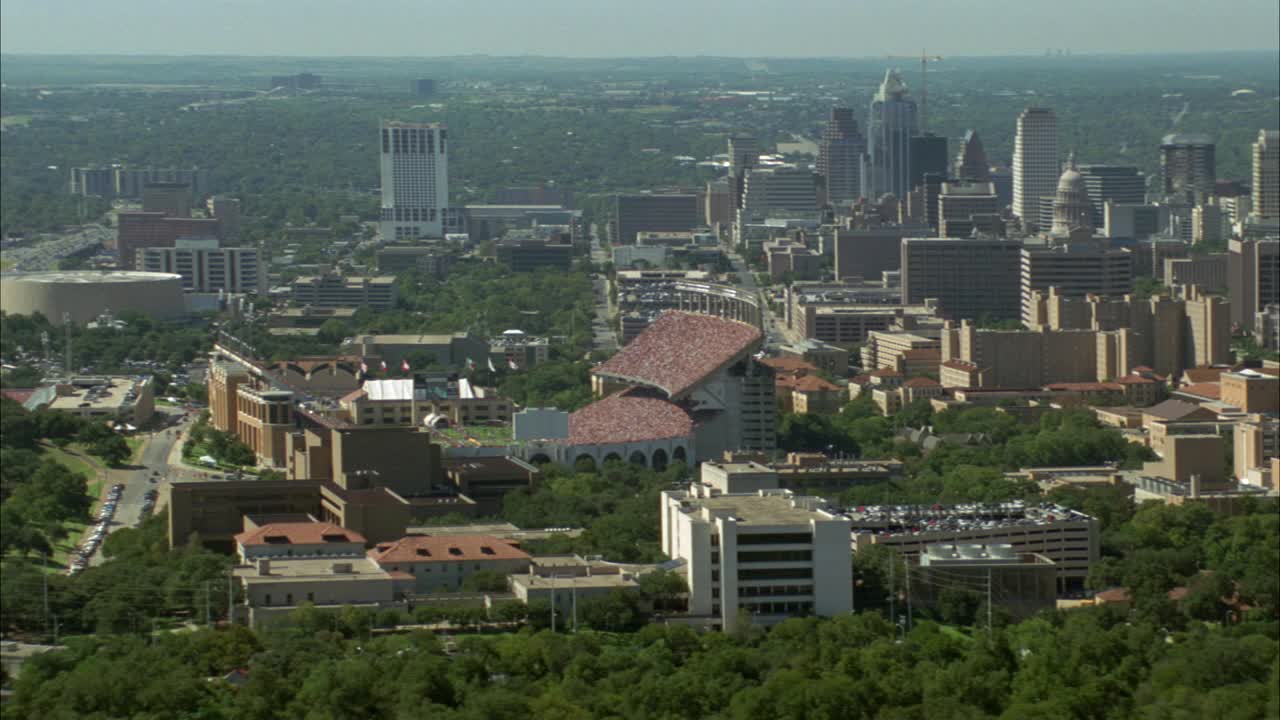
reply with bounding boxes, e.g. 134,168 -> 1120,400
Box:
434,424 -> 513,447
127,436 -> 146,464
40,443 -> 101,481
1,114 -> 32,127
938,624 -> 976,642
16,445 -> 106,570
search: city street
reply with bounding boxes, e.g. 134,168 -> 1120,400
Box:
726,246 -> 785,347
87,407 -> 192,566
0,223 -> 112,271
589,226 -> 619,352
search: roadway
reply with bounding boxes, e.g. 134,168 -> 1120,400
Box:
88,407 -> 194,566
725,245 -> 786,347
589,225 -> 619,353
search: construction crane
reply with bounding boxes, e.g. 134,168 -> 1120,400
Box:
886,51 -> 944,132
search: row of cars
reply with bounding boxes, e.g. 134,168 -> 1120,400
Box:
140,487 -> 159,517
67,484 -> 125,575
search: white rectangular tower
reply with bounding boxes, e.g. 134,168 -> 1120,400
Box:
379,120 -> 453,241
1012,108 -> 1059,228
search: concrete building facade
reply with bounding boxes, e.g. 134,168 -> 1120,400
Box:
662,485 -> 852,630
901,237 -> 1024,321
379,120 -> 454,240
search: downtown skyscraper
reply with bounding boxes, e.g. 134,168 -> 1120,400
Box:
379,120 -> 454,241
862,69 -> 918,201
817,107 -> 866,206
1011,108 -> 1059,228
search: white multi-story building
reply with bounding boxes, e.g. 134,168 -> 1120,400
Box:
379,120 -> 455,241
1011,108 -> 1059,227
661,485 -> 852,631
1253,129 -> 1279,221
138,238 -> 266,294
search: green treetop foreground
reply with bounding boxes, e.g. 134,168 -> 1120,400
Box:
4,598 -> 1277,719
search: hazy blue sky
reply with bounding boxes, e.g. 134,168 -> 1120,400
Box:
2,0 -> 1277,56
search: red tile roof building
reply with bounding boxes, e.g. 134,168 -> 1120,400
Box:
235,522 -> 368,561
368,534 -> 531,594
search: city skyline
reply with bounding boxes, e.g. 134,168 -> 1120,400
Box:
2,0 -> 1279,57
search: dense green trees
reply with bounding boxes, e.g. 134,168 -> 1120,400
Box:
0,311 -> 213,374
5,605 -> 1276,720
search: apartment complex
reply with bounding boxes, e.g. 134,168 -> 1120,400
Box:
939,322 -> 1099,389
662,485 -> 852,630
291,275 -> 398,310
69,166 -> 210,199
900,237 -> 1023,321
1018,240 -> 1133,327
138,238 -> 266,294
379,120 -> 454,240
860,330 -> 941,375
1164,254 -> 1228,293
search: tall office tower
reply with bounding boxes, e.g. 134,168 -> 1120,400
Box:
1076,165 -> 1144,227
817,108 -> 866,206
1011,108 -> 1059,228
1253,129 -> 1280,220
727,135 -> 761,212
953,130 -> 991,183
1229,237 -> 1280,326
742,166 -> 820,213
863,69 -> 918,200
938,182 -> 1001,238
728,135 -> 760,176
901,237 -> 1024,321
1160,133 -> 1215,201
1050,156 -> 1094,237
909,133 -> 949,192
379,120 -> 452,241
412,78 -> 436,97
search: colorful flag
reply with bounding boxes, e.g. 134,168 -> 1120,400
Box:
380,360 -> 388,372
401,359 -> 410,373
466,357 -> 476,371
508,359 -> 518,370
360,361 -> 368,374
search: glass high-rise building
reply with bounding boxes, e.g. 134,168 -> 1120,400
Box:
817,108 -> 865,205
863,70 -> 919,201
